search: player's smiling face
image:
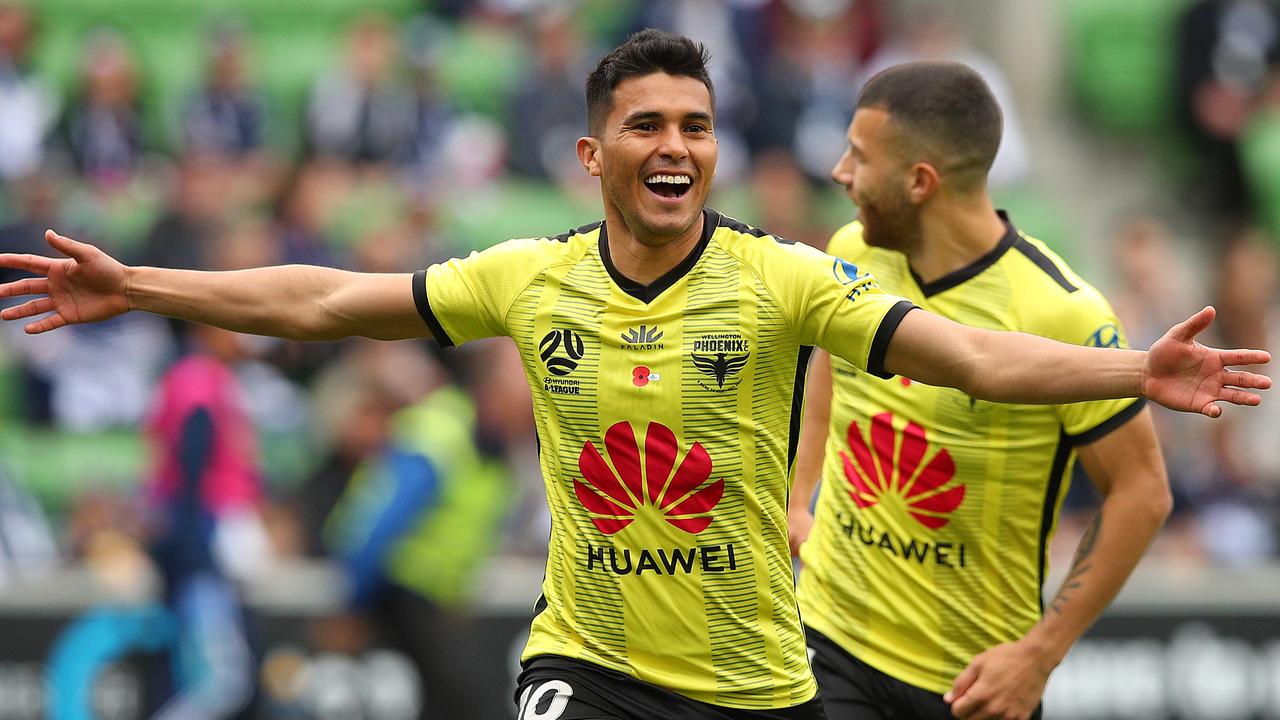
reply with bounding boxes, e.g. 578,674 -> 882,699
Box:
832,107 -> 921,251
582,72 -> 717,246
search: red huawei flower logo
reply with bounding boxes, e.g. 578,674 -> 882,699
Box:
841,413 -> 964,529
574,422 -> 724,535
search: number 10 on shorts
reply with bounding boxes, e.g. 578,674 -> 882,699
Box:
518,680 -> 574,719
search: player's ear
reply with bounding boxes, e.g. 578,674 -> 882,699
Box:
907,162 -> 940,204
577,137 -> 602,177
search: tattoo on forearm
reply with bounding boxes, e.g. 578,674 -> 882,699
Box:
1047,510 -> 1102,616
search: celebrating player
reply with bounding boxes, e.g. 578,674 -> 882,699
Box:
0,32 -> 1269,720
788,62 -> 1201,720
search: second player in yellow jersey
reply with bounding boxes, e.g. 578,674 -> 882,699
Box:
791,61 -> 1177,720
798,217 -> 1142,691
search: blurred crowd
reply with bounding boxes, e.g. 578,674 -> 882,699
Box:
0,0 -> 1278,713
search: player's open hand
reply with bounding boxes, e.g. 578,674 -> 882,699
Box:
1143,306 -> 1271,417
945,640 -> 1052,720
0,230 -> 131,334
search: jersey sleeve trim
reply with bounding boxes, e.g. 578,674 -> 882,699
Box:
866,300 -> 917,379
1066,398 -> 1146,445
412,269 -> 455,348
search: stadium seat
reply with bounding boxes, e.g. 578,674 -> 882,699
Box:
0,427 -> 145,512
435,22 -> 529,118
441,180 -> 600,254
1063,0 -> 1191,132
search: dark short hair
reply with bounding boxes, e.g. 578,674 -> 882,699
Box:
856,62 -> 1002,190
585,28 -> 714,135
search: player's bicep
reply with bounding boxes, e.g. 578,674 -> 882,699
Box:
320,271 -> 434,342
1075,407 -> 1168,498
881,308 -> 983,389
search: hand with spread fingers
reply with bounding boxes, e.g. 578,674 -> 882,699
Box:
1143,306 -> 1272,417
0,230 -> 130,334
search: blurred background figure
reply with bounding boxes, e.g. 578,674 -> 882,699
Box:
505,11 -> 588,182
60,29 -> 145,186
1175,0 -> 1280,226
320,343 -> 512,720
142,324 -> 266,719
182,23 -> 264,161
306,14 -> 415,165
0,2 -> 57,183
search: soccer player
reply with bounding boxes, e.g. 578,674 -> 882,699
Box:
0,32 -> 1269,720
788,62 -> 1187,720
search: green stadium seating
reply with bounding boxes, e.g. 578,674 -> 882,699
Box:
441,179 -> 600,254
1063,0 -> 1192,132
28,0 -> 421,154
0,426 -> 145,512
435,23 -> 528,118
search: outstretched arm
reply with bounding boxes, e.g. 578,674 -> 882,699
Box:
945,408 -> 1170,720
0,230 -> 431,342
883,306 -> 1270,417
788,349 -> 832,557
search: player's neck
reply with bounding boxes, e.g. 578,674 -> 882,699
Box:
908,195 -> 1006,285
604,211 -> 705,287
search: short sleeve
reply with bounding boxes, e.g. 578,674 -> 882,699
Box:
760,240 -> 915,378
1051,291 -> 1146,441
415,238 -> 549,347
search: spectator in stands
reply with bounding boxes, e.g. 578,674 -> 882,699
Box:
141,154 -> 229,272
273,159 -> 345,268
143,322 -> 266,718
0,172 -> 61,423
505,11 -> 589,181
182,24 -> 265,160
323,346 -> 512,720
305,14 -> 415,165
747,1 -> 883,180
60,30 -> 145,185
1176,0 -> 1280,226
400,15 -> 457,187
1207,236 -> 1280,515
0,3 -> 57,182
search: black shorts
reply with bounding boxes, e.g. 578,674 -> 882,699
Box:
515,655 -> 828,720
806,628 -> 1041,720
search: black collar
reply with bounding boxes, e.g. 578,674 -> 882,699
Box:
910,210 -> 1019,298
599,208 -> 719,303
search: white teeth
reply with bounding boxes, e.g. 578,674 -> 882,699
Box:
645,174 -> 691,185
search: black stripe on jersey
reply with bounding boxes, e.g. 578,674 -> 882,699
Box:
1066,398 -> 1146,446
1012,237 -> 1078,293
866,300 -> 917,379
1037,429 -> 1072,608
548,220 -> 603,243
717,212 -> 796,243
787,345 -> 816,472
599,208 -> 718,303
412,269 -> 454,347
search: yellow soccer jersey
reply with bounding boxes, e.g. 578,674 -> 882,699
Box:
414,209 -> 914,709
797,213 -> 1145,695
